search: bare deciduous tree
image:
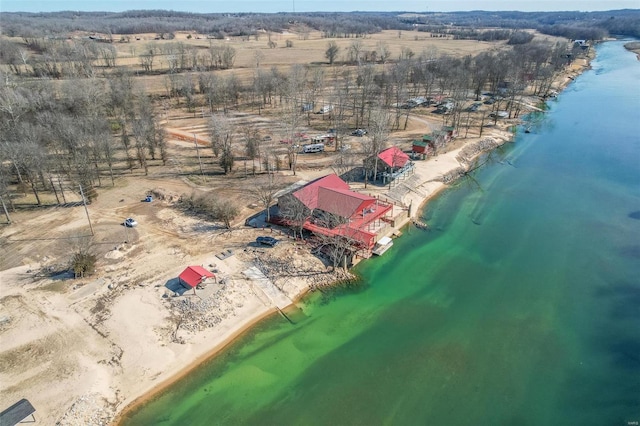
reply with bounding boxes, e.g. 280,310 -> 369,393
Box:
139,47 -> 156,72
68,234 -> 96,278
325,41 -> 340,65
376,41 -> 391,64
179,191 -> 238,228
250,173 -> 285,223
362,107 -> 391,187
243,125 -> 261,175
208,114 -> 235,173
278,191 -> 312,240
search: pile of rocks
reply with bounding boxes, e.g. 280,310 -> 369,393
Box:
168,292 -> 243,332
456,137 -> 498,164
438,167 -> 466,184
56,394 -> 114,426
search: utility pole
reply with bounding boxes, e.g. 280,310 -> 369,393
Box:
49,176 -> 60,204
58,176 -> 67,203
79,184 -> 94,236
194,134 -> 205,177
0,196 -> 10,224
123,221 -> 129,244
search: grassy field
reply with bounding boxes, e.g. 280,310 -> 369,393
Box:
104,29 -> 508,93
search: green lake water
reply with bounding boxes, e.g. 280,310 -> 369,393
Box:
122,40 -> 640,426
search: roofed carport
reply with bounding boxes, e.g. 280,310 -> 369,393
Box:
0,399 -> 36,426
179,266 -> 215,291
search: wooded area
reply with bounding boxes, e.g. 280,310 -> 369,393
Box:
0,9 -> 637,226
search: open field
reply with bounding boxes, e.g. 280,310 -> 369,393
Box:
41,28 -> 565,93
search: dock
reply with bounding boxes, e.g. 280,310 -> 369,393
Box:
243,266 -> 292,310
372,236 -> 394,256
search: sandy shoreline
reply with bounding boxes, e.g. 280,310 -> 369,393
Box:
112,306 -> 278,424
113,277 -> 318,423
0,129 -> 551,426
111,129 -> 518,424
0,48 -> 594,426
112,136 -> 513,422
116,64 -> 591,418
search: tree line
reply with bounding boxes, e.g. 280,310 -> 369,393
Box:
0,70 -> 167,208
400,9 -> 640,39
2,9 -> 638,41
0,30 -> 579,209
0,36 -> 237,79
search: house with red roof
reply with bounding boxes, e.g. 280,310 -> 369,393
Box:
364,146 -> 413,185
274,174 -> 394,254
179,266 -> 215,291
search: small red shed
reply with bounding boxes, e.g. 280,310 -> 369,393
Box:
179,266 -> 215,289
412,140 -> 428,154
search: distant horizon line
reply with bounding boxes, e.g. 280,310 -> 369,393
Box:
2,8 -> 638,14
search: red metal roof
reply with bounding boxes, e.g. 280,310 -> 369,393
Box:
293,174 -> 349,210
378,146 -> 409,168
304,198 -> 393,249
283,173 -> 395,249
179,266 -> 215,288
317,187 -> 375,218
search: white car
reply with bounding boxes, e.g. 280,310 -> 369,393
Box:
124,218 -> 138,227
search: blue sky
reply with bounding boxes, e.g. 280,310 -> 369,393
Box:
1,0 -> 638,13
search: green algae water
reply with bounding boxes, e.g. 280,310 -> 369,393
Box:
122,41 -> 640,426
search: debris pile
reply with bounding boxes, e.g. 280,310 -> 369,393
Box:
168,292 -> 244,332
438,167 -> 466,184
56,394 -> 114,426
456,137 -> 499,163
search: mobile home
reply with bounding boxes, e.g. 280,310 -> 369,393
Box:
302,143 -> 325,153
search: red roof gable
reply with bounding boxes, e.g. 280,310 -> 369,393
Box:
179,266 -> 215,288
378,146 -> 409,168
317,187 -> 375,218
293,174 -> 349,210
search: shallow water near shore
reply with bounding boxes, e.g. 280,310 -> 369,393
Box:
121,41 -> 640,425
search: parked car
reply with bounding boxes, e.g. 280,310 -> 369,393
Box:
124,218 -> 138,227
316,105 -> 333,114
489,111 -> 509,119
256,236 -> 278,247
351,129 -> 367,136
467,102 -> 482,112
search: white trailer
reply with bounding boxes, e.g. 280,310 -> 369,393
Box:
302,143 -> 325,153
